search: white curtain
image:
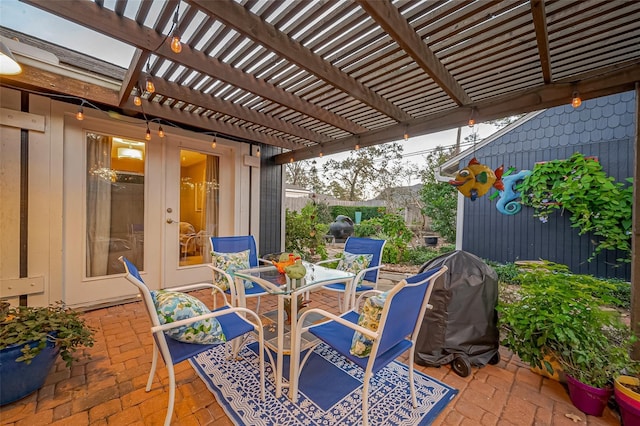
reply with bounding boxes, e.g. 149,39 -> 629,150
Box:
202,155 -> 219,263
86,133 -> 112,277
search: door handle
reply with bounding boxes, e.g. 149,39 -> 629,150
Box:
166,218 -> 176,224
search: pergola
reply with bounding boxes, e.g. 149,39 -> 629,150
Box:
1,0 -> 639,353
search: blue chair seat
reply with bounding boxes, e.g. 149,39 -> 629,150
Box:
291,266 -> 448,426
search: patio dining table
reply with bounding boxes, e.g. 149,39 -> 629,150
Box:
234,261 -> 355,399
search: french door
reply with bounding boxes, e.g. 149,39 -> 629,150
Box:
63,117 -> 227,307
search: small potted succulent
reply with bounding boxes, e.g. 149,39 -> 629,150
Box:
0,301 -> 95,405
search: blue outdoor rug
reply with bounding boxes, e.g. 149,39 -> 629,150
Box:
190,341 -> 458,426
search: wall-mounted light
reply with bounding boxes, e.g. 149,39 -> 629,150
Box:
117,147 -> 143,160
0,41 -> 21,75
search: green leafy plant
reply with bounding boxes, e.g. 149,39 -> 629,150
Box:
519,152 -> 632,262
497,263 -> 634,388
354,213 -> 413,263
0,301 -> 95,367
285,203 -> 329,261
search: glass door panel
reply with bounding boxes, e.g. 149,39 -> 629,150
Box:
86,133 -> 145,276
178,150 -> 219,267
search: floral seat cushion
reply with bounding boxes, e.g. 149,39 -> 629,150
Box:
350,291 -> 388,357
337,251 -> 373,287
212,249 -> 253,290
151,290 -> 226,344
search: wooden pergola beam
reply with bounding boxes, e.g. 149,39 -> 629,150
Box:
149,77 -> 330,143
22,0 -> 367,136
188,0 -> 413,124
356,0 -> 472,106
274,61 -> 640,163
531,0 -> 553,84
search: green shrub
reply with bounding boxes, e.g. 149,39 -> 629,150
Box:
353,213 -> 413,263
285,204 -> 329,261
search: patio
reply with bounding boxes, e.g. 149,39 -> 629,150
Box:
0,284 -> 621,425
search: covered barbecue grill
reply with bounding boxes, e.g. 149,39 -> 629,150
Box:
415,250 -> 500,377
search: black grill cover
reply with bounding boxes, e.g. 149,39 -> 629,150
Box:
415,250 -> 499,367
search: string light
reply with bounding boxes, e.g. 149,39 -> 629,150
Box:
211,133 -> 217,149
403,125 -> 409,141
354,143 -> 360,150
76,105 -> 84,121
571,90 -> 582,108
468,107 -> 476,127
145,75 -> 155,94
256,147 -> 260,157
289,157 -> 294,163
145,124 -> 151,141
170,7 -> 182,53
158,125 -> 165,138
133,85 -> 142,106
319,151 -> 323,157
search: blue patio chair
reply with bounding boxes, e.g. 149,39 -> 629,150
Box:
290,266 -> 448,426
317,236 -> 386,312
209,235 -> 269,311
119,256 -> 265,426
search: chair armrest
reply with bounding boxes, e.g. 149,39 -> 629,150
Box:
297,308 -> 379,340
353,290 -> 384,310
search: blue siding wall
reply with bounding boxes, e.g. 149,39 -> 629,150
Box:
458,91 -> 635,280
259,144 -> 284,255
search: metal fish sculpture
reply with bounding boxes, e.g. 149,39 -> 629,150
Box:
449,158 -> 504,201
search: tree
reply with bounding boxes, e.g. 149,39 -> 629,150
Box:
419,146 -> 457,242
322,143 -> 404,201
286,159 -> 326,194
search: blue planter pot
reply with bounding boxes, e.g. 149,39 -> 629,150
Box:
0,339 -> 59,406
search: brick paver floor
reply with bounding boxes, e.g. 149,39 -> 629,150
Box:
0,287 -> 622,425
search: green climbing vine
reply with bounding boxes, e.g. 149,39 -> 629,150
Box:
519,152 -> 632,262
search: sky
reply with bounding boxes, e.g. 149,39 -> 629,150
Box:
0,0 -> 501,182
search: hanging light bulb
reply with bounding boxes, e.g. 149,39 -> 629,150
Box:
467,107 -> 476,127
170,29 -> 182,54
145,76 -> 155,94
354,143 -> 360,150
133,93 -> 142,106
289,157 -> 294,163
404,126 -> 409,141
256,147 -> 261,157
211,134 -> 217,149
170,7 -> 182,53
158,125 -> 165,138
76,105 -> 84,121
571,91 -> 582,108
319,151 -> 323,157
145,125 -> 151,141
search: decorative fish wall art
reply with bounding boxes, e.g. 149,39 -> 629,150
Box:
449,158 -> 504,201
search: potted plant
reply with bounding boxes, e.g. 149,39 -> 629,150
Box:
497,262 -> 633,416
0,301 -> 95,405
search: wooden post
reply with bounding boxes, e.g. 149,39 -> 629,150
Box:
631,82 -> 640,360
